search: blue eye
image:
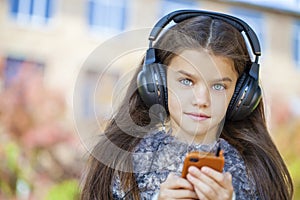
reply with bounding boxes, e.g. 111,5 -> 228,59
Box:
212,84 -> 225,91
180,79 -> 193,86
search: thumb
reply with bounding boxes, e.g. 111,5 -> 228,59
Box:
224,172 -> 232,183
167,172 -> 181,180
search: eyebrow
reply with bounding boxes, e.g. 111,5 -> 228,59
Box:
213,77 -> 233,82
177,70 -> 233,82
177,70 -> 196,79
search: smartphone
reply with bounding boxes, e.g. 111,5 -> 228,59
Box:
182,149 -> 225,178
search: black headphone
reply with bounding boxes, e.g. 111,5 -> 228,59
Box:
137,9 -> 262,121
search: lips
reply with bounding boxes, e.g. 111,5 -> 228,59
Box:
184,112 -> 211,121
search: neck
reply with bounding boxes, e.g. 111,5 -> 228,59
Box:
168,127 -> 218,145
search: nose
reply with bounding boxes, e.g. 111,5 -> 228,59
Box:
192,83 -> 210,107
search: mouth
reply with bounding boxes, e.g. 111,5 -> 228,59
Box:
184,112 -> 211,121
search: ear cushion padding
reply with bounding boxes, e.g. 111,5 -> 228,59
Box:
227,73 -> 247,114
155,64 -> 169,113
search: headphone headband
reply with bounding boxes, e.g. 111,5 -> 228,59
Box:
149,9 -> 261,57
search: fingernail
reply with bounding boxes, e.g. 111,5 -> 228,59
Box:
188,166 -> 197,172
201,167 -> 209,173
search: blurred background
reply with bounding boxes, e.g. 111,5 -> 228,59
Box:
0,0 -> 300,199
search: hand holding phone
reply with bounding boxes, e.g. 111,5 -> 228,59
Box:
182,148 -> 225,178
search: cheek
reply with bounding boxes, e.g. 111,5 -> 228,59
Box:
226,88 -> 236,107
167,79 -> 186,111
167,90 -> 182,111
211,91 -> 234,115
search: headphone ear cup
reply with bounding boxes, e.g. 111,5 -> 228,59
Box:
137,63 -> 168,113
226,73 -> 262,121
137,64 -> 157,107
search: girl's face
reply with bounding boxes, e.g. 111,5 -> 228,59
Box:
167,49 -> 238,144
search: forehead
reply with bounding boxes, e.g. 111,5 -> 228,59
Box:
168,50 -> 237,79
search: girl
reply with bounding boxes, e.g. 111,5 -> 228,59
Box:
80,10 -> 294,200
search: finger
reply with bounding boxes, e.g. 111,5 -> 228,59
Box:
201,167 -> 233,189
188,166 -> 220,192
187,173 -> 217,199
201,167 -> 224,183
196,168 -> 234,199
187,166 -> 233,199
159,188 -> 198,199
161,173 -> 194,190
223,172 -> 234,193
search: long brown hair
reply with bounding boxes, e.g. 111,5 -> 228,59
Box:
80,16 -> 293,200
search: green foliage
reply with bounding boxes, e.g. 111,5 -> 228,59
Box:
45,180 -> 79,200
0,141 -> 20,196
5,142 -> 20,171
289,160 -> 300,182
274,120 -> 300,199
288,160 -> 300,199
